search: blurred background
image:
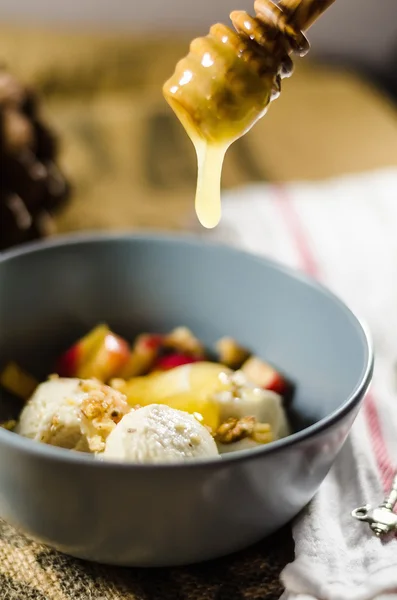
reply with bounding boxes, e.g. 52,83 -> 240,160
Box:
0,0 -> 397,248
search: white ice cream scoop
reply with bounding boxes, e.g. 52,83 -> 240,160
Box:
16,377 -> 129,452
103,404 -> 219,464
213,372 -> 290,439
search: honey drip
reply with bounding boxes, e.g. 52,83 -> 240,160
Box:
163,0 -> 335,228
195,142 -> 228,229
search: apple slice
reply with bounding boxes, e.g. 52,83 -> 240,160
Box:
119,333 -> 163,378
56,324 -> 131,382
77,332 -> 131,381
56,324 -> 109,377
241,356 -> 290,397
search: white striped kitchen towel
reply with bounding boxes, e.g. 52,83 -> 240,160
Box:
205,167 -> 397,600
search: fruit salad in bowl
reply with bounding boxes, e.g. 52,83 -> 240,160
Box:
0,233 -> 372,566
1,325 -> 292,463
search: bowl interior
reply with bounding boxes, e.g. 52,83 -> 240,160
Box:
0,235 -> 371,432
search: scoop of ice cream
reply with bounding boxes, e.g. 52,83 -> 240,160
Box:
213,371 -> 290,440
103,404 -> 219,464
16,377 -> 129,452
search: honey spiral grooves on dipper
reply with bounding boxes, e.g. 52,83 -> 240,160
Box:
163,0 -> 335,229
163,0 -> 335,144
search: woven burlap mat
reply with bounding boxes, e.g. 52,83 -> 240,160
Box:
0,518 -> 293,599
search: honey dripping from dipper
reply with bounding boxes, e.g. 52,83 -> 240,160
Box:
163,0 -> 335,228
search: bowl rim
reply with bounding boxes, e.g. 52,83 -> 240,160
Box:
0,231 -> 374,469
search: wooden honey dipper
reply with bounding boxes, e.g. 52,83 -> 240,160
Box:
163,0 -> 336,228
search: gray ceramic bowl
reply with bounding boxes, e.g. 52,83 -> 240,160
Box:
0,233 -> 372,567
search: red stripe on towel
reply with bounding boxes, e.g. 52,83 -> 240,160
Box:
273,184 -> 395,492
365,392 -> 396,489
272,185 -> 319,279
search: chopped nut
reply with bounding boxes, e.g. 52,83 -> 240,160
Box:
109,378 -> 125,391
252,422 -> 273,444
163,327 -> 205,358
215,416 -> 274,446
87,434 -> 105,454
79,379 -> 130,453
215,416 -> 256,444
189,433 -> 201,446
215,336 -> 250,369
80,378 -> 103,394
50,414 -> 61,431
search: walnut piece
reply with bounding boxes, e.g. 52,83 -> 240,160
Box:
163,327 -> 205,358
215,336 -> 250,369
252,422 -> 273,444
215,416 -> 274,445
215,416 -> 256,444
79,379 -> 130,453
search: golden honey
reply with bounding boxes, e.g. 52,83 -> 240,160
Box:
163,0 -> 335,228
